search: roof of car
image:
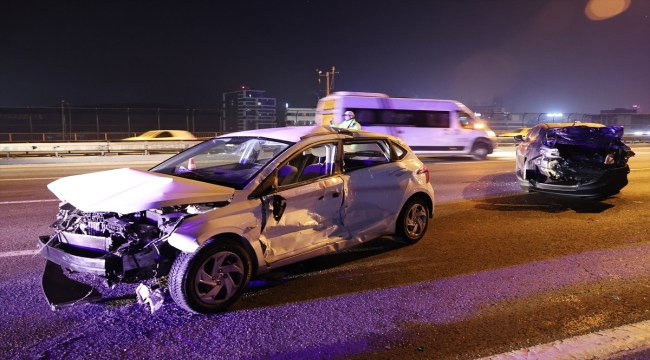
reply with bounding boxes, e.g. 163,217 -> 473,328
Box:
540,122 -> 605,128
220,125 -> 392,143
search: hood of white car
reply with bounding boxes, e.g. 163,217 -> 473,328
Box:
48,168 -> 235,213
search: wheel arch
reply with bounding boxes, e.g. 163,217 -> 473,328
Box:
471,137 -> 494,154
206,232 -> 261,277
405,191 -> 433,219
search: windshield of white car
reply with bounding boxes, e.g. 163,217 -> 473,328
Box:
149,137 -> 292,189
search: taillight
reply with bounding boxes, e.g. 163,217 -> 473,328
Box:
417,166 -> 430,183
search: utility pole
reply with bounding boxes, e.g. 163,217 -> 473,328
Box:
316,66 -> 338,97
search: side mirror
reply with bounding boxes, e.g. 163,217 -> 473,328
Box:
513,135 -> 524,142
248,169 -> 278,199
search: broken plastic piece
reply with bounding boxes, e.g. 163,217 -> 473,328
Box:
135,283 -> 165,313
41,260 -> 102,311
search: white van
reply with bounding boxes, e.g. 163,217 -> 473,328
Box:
315,92 -> 497,160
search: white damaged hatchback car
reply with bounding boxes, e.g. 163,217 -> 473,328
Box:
38,126 -> 434,314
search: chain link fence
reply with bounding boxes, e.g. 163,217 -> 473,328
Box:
1,106 -> 649,141
0,107 -> 223,140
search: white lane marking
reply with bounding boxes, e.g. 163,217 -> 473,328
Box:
0,249 -> 39,258
0,199 -> 59,205
0,177 -> 59,181
481,320 -> 650,360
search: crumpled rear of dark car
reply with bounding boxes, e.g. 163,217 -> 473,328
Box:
516,124 -> 635,198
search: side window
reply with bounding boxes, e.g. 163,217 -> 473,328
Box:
277,142 -> 338,186
391,142 -> 408,160
424,111 -> 450,128
158,131 -> 173,138
352,109 -> 377,126
343,140 -> 391,171
457,111 -> 477,130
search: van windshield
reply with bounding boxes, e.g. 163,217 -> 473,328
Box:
458,111 -> 482,129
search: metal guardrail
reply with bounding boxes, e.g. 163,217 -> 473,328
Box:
2,136 -> 647,158
0,131 -> 222,142
0,141 -> 201,158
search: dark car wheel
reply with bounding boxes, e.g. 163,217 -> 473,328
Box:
471,142 -> 489,160
396,198 -> 429,244
169,239 -> 252,314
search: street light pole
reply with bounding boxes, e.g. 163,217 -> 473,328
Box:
66,102 -> 71,134
317,66 -> 338,97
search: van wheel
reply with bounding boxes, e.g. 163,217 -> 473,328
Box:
471,142 -> 489,160
169,239 -> 252,314
395,198 -> 429,244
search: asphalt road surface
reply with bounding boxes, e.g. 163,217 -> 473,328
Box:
0,147 -> 649,359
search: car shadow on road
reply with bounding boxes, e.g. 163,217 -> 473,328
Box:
460,172 -> 616,213
474,193 -> 615,213
242,237 -> 407,292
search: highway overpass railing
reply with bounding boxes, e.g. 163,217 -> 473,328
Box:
1,135 -> 648,158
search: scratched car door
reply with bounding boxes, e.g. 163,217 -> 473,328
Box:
259,142 -> 347,263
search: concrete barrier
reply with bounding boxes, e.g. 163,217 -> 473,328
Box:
0,141 -> 201,158
1,135 -> 647,158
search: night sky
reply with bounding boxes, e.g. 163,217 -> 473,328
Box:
1,0 -> 648,113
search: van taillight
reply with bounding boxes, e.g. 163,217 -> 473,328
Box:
417,166 -> 430,183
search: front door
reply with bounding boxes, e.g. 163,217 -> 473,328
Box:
259,142 -> 348,263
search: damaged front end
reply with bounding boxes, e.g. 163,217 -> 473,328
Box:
38,201 -> 223,310
521,125 -> 635,198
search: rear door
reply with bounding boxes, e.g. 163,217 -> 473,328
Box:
339,138 -> 408,236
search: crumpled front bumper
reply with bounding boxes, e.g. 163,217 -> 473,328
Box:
518,165 -> 630,198
37,235 -> 118,276
37,233 -> 160,278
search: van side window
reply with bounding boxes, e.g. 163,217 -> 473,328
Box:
353,109 -> 377,125
343,140 -> 391,171
349,108 -> 450,128
424,112 -> 450,128
380,111 -> 415,125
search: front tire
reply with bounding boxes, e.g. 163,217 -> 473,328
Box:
169,239 -> 252,314
471,142 -> 489,160
395,198 -> 429,244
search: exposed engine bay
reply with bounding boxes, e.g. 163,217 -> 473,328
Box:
43,201 -> 225,283
530,126 -> 635,185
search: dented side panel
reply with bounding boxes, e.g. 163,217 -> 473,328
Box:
340,160 -> 415,237
260,176 -> 347,263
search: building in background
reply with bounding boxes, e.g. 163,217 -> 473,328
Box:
285,107 -> 316,126
222,88 -> 276,131
600,105 -> 640,114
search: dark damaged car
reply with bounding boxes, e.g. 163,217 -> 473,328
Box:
514,123 -> 635,198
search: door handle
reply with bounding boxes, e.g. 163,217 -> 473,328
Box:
332,192 -> 340,198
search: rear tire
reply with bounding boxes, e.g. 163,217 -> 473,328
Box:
471,142 -> 489,160
395,198 -> 429,244
169,239 -> 252,314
